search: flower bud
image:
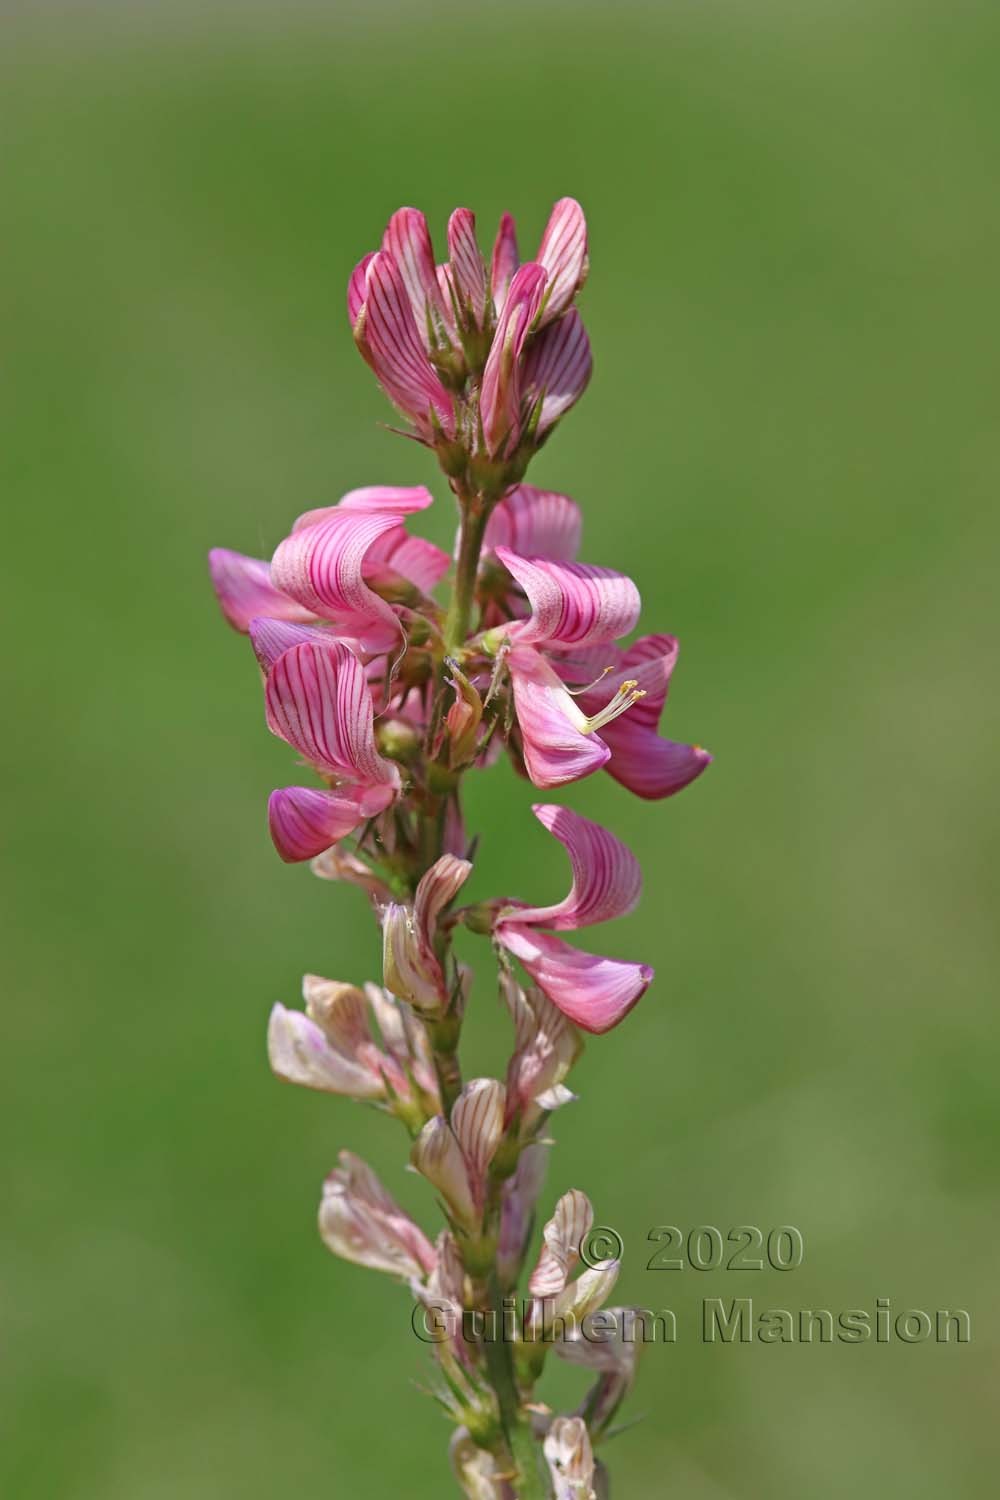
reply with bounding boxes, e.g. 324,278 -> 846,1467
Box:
544,1416 -> 596,1500
319,1151 -> 436,1280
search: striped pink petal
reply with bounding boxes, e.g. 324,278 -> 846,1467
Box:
507,646 -> 610,789
364,526 -> 451,595
208,549 -> 315,634
271,506 -> 411,654
249,617 -> 340,674
447,208 -> 488,326
573,634 -> 712,800
382,207 -> 447,337
483,485 -> 582,562
495,549 -> 640,649
603,724 -> 712,800
523,309 -> 592,435
480,262 -> 547,458
497,925 -> 652,1035
263,640 -> 400,787
267,1002 -> 384,1098
268,782 -> 395,863
490,211 -> 520,315
536,197 -> 589,324
359,251 -> 455,437
293,486 -> 435,529
504,804 -> 642,931
347,251 -> 375,329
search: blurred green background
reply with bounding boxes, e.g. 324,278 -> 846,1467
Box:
3,2 -> 998,1495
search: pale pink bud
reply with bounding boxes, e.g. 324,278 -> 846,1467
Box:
553,1260 -> 621,1325
543,1416 -> 596,1500
450,1428 -> 512,1500
451,1077 -> 506,1188
503,973 -> 581,1127
536,198 -> 589,325
319,1151 -> 436,1280
480,262 -> 547,458
382,855 -> 472,1014
411,1116 -> 478,1228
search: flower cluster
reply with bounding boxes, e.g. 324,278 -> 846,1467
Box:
209,198 -> 709,1498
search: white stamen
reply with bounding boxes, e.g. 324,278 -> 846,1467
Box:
579,679 -> 646,734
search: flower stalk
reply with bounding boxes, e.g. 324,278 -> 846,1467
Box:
209,197 -> 711,1498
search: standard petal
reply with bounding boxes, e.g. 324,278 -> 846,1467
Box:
480,262 -> 547,457
264,640 -> 397,784
208,549 -> 315,634
482,485 -> 582,562
411,1116 -> 477,1227
271,507 -> 410,654
268,784 -> 395,863
528,1188 -> 593,1298
495,549 -> 640,649
490,210 -> 520,315
511,804 -> 643,930
447,208 -> 488,326
451,1078 -> 505,1188
414,854 -> 473,949
497,925 -> 652,1034
267,1003 -> 383,1098
507,647 -> 611,789
360,251 -> 455,436
523,308 -> 592,435
293,485 -> 436,528
536,197 -> 589,324
365,526 -> 451,594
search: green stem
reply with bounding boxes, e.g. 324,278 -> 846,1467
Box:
484,1273 -> 550,1498
444,491 -> 491,653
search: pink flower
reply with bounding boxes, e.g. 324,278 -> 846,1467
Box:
411,1078 -> 506,1229
262,639 -> 402,862
319,1151 -> 437,1280
381,855 -> 473,1015
480,263 -> 548,458
494,805 -> 652,1034
491,197 -> 589,327
209,484 -> 449,653
268,975 -> 439,1111
478,485 -> 709,796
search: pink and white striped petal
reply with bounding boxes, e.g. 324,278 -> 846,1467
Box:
364,526 -> 451,595
293,485 -> 436,529
268,782 -> 395,863
249,618 -> 340,674
490,211 -> 520,315
482,485 -> 583,563
495,549 -> 640,649
536,197 -> 589,324
504,803 -> 643,931
451,1078 -> 506,1189
263,640 -> 400,787
480,262 -> 547,457
358,251 -> 456,437
382,207 -> 447,336
208,549 -> 315,634
267,1003 -> 384,1098
507,647 -> 611,789
528,1188 -> 593,1298
447,208 -> 488,327
497,925 -> 652,1034
523,309 -> 592,434
271,506 -> 411,654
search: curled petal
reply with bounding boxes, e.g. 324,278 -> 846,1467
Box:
529,1189 -> 593,1298
495,550 -> 640,649
554,1260 -> 621,1323
268,783 -> 395,863
359,251 -> 455,436
480,262 -> 547,458
382,207 -> 446,335
271,507 -> 412,654
512,804 -> 642,930
602,723 -> 712,800
490,211 -> 520,315
267,1003 -> 383,1099
447,208 -> 488,326
536,197 -> 589,324
294,485 -> 435,530
497,926 -> 652,1034
264,641 -> 399,785
208,549 -> 315,634
508,647 -> 610,789
249,617 -> 339,674
523,309 -> 592,435
483,485 -> 582,563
